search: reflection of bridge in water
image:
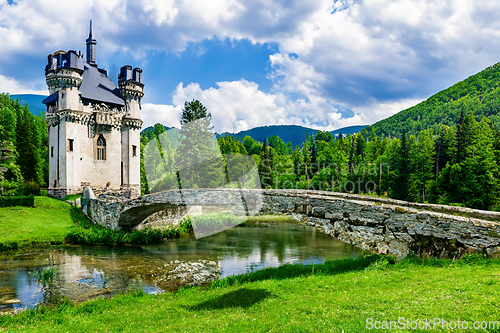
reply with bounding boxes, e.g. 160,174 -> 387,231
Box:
87,189 -> 500,259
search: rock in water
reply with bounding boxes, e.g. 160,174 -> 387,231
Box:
161,260 -> 221,287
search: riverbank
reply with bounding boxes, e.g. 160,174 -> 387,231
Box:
0,197 -> 300,252
0,197 -> 74,251
0,196 -> 193,251
1,254 -> 499,332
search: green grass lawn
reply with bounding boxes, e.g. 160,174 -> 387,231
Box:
1,256 -> 500,332
0,197 -> 74,250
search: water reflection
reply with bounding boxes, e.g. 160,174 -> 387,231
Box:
0,224 -> 364,311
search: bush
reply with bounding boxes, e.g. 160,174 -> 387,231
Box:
0,241 -> 18,251
179,217 -> 193,233
65,207 -> 187,246
190,212 -> 244,234
16,181 -> 41,196
0,195 -> 35,207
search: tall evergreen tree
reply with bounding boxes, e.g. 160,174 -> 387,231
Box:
408,129 -> 435,202
390,132 -> 410,200
177,100 -> 223,188
15,105 -> 41,183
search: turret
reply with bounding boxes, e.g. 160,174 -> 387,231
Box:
118,65 -> 144,119
86,20 -> 97,66
44,50 -> 84,112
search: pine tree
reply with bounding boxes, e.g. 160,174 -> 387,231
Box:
0,141 -> 13,194
177,100 -> 223,189
303,134 -> 311,181
15,104 -> 41,183
390,132 -> 410,200
258,137 -> 271,188
408,129 -> 435,202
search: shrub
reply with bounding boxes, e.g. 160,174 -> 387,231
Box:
65,208 -> 186,246
17,181 -> 41,196
0,195 -> 35,207
179,217 -> 193,233
190,212 -> 245,234
0,241 -> 18,251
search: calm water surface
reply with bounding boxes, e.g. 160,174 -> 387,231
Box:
0,223 -> 364,312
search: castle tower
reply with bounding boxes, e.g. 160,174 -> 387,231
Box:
43,22 -> 143,199
119,66 -> 144,198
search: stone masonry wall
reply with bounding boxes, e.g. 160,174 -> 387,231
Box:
87,189 -> 500,259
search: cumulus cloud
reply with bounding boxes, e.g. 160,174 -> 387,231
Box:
0,74 -> 48,95
3,0 -> 500,128
141,103 -> 182,129
269,0 -> 500,108
142,79 -> 361,133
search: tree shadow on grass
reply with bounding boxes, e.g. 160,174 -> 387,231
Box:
187,288 -> 273,311
212,254 -> 383,288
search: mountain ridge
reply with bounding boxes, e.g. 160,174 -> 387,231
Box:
364,62 -> 500,138
9,94 -> 47,115
219,124 -> 368,146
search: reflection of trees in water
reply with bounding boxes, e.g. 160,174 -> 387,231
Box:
208,224 -> 362,263
0,224 -> 362,308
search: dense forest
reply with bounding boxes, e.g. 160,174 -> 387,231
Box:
143,101 -> 500,211
0,94 -> 48,195
1,89 -> 500,211
365,62 -> 500,138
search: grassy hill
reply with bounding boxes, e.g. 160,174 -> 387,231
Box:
365,62 -> 500,138
220,124 -> 367,146
0,197 -> 74,250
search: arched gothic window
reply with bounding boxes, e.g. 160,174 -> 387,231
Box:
97,134 -> 106,160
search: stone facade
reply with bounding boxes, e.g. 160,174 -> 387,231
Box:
44,23 -> 143,199
87,189 -> 500,259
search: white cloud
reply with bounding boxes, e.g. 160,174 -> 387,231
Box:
142,103 -> 182,129
353,97 -> 424,126
142,79 -> 363,133
142,0 -> 178,26
0,74 -> 48,95
3,0 -> 500,128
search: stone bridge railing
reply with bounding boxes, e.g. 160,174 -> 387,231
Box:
87,189 -> 500,259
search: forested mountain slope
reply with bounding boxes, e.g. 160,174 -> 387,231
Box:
221,124 -> 367,147
365,62 -> 500,138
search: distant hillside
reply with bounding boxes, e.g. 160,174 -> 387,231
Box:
365,62 -> 500,138
9,94 -> 47,115
220,125 -> 367,146
141,125 -> 180,146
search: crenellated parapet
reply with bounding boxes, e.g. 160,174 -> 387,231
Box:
46,69 -> 83,92
118,66 -> 144,119
119,80 -> 144,101
46,110 -> 92,127
46,108 -> 142,131
45,50 -> 85,93
122,117 -> 143,130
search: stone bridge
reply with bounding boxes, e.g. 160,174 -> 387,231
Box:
87,189 -> 500,259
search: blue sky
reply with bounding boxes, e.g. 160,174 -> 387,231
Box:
2,0 -> 500,133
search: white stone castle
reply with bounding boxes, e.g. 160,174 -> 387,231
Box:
43,22 -> 143,199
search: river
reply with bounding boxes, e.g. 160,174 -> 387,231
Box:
0,223 -> 363,312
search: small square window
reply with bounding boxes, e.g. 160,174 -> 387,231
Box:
68,139 -> 74,152
132,145 -> 137,157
